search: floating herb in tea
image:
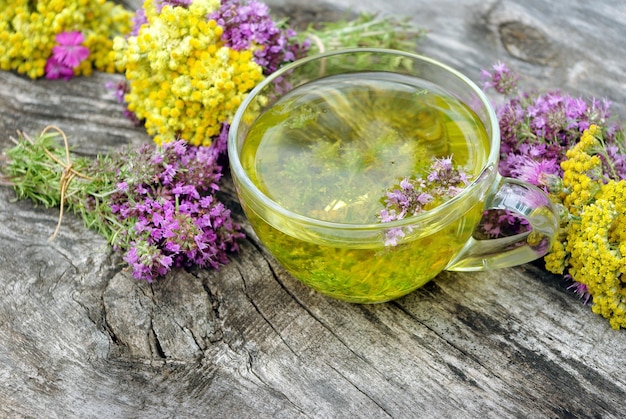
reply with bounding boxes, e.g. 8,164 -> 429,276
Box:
242,72 -> 487,224
378,156 -> 471,246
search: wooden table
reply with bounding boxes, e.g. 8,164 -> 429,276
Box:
1,0 -> 625,416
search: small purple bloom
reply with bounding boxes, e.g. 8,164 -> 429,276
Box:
480,61 -> 518,95
417,192 -> 433,205
160,164 -> 177,184
378,156 -> 471,246
400,178 -> 413,191
117,181 -> 129,192
384,227 -> 405,247
208,0 -> 309,75
159,255 -> 173,268
105,80 -> 142,125
567,276 -> 591,305
124,247 -> 139,264
130,8 -> 148,37
200,196 -> 214,208
511,157 -> 559,187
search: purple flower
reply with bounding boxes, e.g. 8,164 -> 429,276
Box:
130,8 -> 148,37
511,156 -> 559,187
481,61 -> 518,95
52,31 -> 90,68
105,80 -> 142,125
477,61 -> 626,240
566,275 -> 591,305
45,31 -> 90,81
208,0 -> 309,75
384,227 -> 405,247
108,140 -> 245,282
160,164 -> 177,184
496,88 -> 621,180
117,181 -> 129,192
378,156 -> 471,246
417,192 -> 433,205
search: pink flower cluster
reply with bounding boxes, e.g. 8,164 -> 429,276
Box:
481,62 -> 625,184
478,62 -> 626,239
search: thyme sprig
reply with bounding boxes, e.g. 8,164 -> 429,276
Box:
2,127 -> 119,241
299,13 -> 426,54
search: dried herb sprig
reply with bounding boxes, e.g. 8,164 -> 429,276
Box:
298,13 -> 426,55
2,127 -> 119,241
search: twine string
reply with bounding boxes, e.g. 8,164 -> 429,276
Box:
39,125 -> 94,241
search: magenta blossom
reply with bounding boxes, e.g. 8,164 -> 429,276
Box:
45,31 -> 89,80
480,61 -> 519,95
510,157 -> 559,186
45,56 -> 76,80
52,31 -> 89,68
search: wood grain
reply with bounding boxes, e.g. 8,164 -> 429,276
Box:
1,0 -> 625,417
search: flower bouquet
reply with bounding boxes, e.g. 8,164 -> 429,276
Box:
481,63 -> 626,329
0,0 -> 133,79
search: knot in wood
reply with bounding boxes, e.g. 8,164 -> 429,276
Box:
498,21 -> 556,65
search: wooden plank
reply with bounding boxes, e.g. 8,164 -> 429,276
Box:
1,0 -> 625,417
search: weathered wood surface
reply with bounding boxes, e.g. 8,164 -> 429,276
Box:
1,0 -> 625,417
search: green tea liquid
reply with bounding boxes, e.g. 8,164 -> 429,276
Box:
240,72 -> 490,302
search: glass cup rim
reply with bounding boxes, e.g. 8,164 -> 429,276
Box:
228,47 -> 501,231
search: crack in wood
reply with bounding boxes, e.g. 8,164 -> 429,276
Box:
326,363 -> 394,418
150,319 -> 167,359
242,350 -> 313,418
235,261 -> 300,357
391,299 -> 495,374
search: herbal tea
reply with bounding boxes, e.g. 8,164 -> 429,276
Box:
242,72 -> 488,223
240,72 -> 490,302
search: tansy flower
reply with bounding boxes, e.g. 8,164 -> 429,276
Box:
544,125 -> 626,329
113,0 -> 306,146
0,1 -> 132,79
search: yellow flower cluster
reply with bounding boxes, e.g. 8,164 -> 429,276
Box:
0,0 -> 133,78
559,127 -> 603,215
545,125 -> 626,329
113,0 -> 264,146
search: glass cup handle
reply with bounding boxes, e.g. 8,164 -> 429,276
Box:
446,176 -> 559,271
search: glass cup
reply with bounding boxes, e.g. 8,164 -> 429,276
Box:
228,48 -> 558,303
